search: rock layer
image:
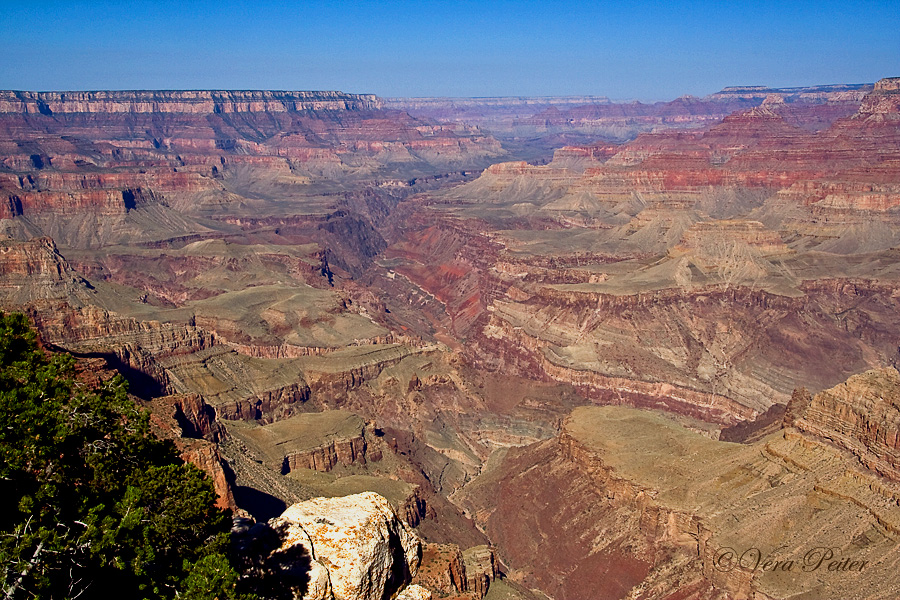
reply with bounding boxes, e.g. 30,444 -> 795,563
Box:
0,90 -> 383,114
791,367 -> 900,481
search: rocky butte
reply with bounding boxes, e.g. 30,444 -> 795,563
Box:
1,80 -> 899,599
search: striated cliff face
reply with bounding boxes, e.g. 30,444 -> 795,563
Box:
0,90 -> 383,114
0,89 -> 501,177
415,544 -> 468,596
670,219 -> 790,257
212,381 -> 312,423
853,77 -> 900,118
282,434 -> 369,474
225,411 -> 376,476
463,275 -> 900,423
299,344 -> 445,403
25,302 -> 216,395
0,236 -> 96,305
461,546 -> 498,599
790,367 -> 900,481
412,543 -> 498,599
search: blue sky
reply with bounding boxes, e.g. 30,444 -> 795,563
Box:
0,0 -> 897,100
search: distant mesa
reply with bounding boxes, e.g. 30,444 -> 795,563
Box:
670,219 -> 790,259
713,82 -> 872,97
874,77 -> 900,92
383,95 -> 612,108
0,89 -> 384,114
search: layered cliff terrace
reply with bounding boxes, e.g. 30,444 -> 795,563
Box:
0,90 -> 383,114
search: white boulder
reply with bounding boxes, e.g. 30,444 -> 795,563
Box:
395,584 -> 433,600
273,491 -> 422,600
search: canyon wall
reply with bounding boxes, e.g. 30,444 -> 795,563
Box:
0,90 -> 383,113
456,376 -> 900,599
790,367 -> 900,481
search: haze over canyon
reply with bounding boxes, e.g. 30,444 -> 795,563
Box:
2,77 -> 900,600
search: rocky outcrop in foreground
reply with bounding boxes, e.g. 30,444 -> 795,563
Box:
270,492 -> 423,600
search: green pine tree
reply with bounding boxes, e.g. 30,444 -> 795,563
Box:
0,312 -> 248,600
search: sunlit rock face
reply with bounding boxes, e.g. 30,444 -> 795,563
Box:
790,366 -> 900,481
272,492 -> 423,600
395,584 -> 432,600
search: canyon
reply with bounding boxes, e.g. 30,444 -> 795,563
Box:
454,369 -> 900,600
1,79 -> 899,599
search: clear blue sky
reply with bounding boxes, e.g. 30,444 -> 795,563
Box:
0,0 -> 897,100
